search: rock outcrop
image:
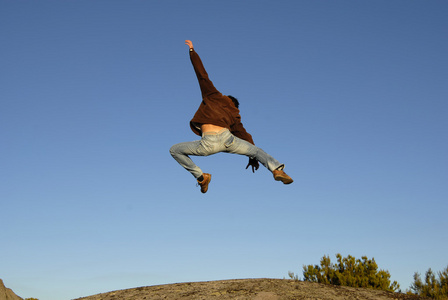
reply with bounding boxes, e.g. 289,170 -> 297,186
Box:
74,278 -> 429,300
0,279 -> 22,300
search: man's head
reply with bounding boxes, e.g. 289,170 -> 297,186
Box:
227,95 -> 239,108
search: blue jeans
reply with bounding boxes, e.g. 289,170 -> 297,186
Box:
170,129 -> 284,179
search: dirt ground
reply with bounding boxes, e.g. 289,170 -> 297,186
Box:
74,278 -> 430,300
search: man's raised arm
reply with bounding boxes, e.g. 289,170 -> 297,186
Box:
185,40 -> 219,97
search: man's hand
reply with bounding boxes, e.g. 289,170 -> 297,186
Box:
246,158 -> 259,173
185,40 -> 194,49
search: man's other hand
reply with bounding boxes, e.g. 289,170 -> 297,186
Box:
246,158 -> 259,173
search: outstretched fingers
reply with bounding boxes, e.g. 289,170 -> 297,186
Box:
185,40 -> 193,49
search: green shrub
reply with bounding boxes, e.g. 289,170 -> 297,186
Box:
410,265 -> 448,299
293,253 -> 399,292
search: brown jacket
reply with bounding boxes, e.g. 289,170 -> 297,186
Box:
189,49 -> 255,145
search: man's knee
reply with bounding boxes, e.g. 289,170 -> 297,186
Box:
169,144 -> 179,157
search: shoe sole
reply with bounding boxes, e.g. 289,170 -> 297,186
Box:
275,175 -> 293,184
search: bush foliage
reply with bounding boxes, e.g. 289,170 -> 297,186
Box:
297,253 -> 400,292
410,265 -> 448,299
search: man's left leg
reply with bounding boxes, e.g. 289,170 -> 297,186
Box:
169,137 -> 216,193
170,140 -> 205,179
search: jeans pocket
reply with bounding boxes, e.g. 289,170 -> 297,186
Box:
224,135 -> 235,148
198,136 -> 216,155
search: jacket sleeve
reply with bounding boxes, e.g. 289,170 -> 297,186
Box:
190,49 -> 219,97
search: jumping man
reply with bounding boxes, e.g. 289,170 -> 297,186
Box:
170,40 -> 293,193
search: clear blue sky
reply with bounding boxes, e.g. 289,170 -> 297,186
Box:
1,1 -> 447,299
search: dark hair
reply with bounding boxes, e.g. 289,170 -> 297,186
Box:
227,95 -> 239,108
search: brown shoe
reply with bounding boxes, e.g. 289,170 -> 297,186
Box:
273,169 -> 293,184
197,173 -> 212,193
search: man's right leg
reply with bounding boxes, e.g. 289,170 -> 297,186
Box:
223,132 -> 293,184
224,134 -> 283,172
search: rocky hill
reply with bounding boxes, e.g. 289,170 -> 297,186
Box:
74,278 -> 430,300
0,279 -> 22,300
